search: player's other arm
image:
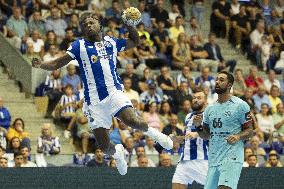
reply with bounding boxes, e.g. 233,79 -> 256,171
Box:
125,25 -> 139,50
193,114 -> 210,140
32,54 -> 72,71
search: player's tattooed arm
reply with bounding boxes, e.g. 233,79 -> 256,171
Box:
193,114 -> 210,140
32,54 -> 73,71
125,25 -> 139,49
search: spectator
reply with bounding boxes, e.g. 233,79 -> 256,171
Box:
6,7 -> 28,49
159,153 -> 173,167
44,69 -> 63,118
67,13 -> 82,37
124,137 -> 135,162
45,7 -> 67,40
0,156 -> 8,168
247,154 -> 259,167
138,1 -> 152,31
20,146 -> 37,167
73,152 -> 90,166
250,136 -> 266,157
28,10 -> 46,36
140,80 -> 162,110
0,96 -> 11,130
274,51 -> 284,74
144,137 -> 159,155
137,155 -> 150,167
185,16 -> 203,43
204,33 -> 236,73
253,86 -> 272,112
137,23 -> 153,47
210,0 -> 231,38
143,101 -> 163,131
104,18 -> 119,38
256,103 -> 274,141
6,137 -> 21,154
169,16 -> 185,44
26,29 -> 44,57
59,28 -> 76,51
262,0 -> 272,21
109,158 -> 116,168
248,6 -> 263,31
230,0 -> 240,16
23,42 -> 41,63
37,123 -> 60,155
243,147 -> 253,167
110,119 -> 130,145
273,103 -> 284,135
162,114 -> 183,137
274,0 -> 284,16
105,0 -> 121,24
195,66 -> 215,95
61,64 -> 81,94
159,101 -> 172,126
6,118 -> 30,149
120,64 -> 140,92
152,21 -> 170,56
269,85 -> 282,113
233,69 -> 246,97
266,9 -> 281,29
175,82 -> 193,109
89,0 -> 107,16
157,66 -> 177,101
123,77 -> 140,103
150,0 -> 170,28
43,44 -> 61,62
191,0 -> 205,26
264,70 -> 281,92
172,33 -> 193,70
176,65 -> 195,89
138,67 -> 154,92
250,21 -> 265,68
245,66 -> 264,93
240,87 -> 256,111
86,148 -> 108,167
44,30 -> 58,52
230,4 -> 251,49
14,152 -> 23,167
168,3 -> 180,26
130,146 -> 156,167
177,99 -> 191,124
264,151 -> 283,167
260,35 -> 271,71
0,10 -> 7,36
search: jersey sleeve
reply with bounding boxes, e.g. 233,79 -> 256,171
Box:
66,40 -> 80,59
112,37 -> 127,52
238,101 -> 252,129
202,107 -> 210,129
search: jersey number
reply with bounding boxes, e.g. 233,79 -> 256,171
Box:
213,118 -> 223,128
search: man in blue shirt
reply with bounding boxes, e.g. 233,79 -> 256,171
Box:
61,64 -> 82,94
193,71 -> 253,189
0,97 -> 11,130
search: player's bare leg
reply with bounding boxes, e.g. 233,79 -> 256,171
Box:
93,128 -> 127,175
117,107 -> 173,150
172,183 -> 187,189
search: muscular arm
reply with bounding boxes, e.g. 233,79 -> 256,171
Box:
35,54 -> 73,71
125,25 -> 139,50
196,124 -> 210,140
237,123 -> 253,141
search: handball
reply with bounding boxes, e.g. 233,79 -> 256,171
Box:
121,7 -> 141,27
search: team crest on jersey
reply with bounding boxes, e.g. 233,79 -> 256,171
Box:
91,55 -> 98,63
96,42 -> 103,48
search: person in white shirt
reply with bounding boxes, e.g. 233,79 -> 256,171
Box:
123,77 -> 140,103
264,70 -> 281,92
43,44 -> 61,62
230,0 -> 240,16
250,21 -> 265,68
144,136 -> 159,155
169,3 -> 180,26
20,146 -> 37,167
26,30 -> 44,56
130,146 -> 156,167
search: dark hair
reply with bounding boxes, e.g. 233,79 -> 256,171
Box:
219,71 -> 235,86
64,84 -> 73,90
65,27 -> 73,33
14,151 -> 23,158
260,103 -> 272,115
208,32 -> 216,38
12,118 -> 25,130
176,16 -> 183,20
248,154 -> 257,159
270,85 -> 280,92
159,101 -> 172,115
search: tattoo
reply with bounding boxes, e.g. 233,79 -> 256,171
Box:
238,124 -> 253,141
40,54 -> 73,71
125,25 -> 139,49
197,124 -> 210,140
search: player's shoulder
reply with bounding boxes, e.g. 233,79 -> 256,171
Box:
231,96 -> 249,107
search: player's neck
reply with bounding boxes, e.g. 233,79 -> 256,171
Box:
217,93 -> 232,103
85,34 -> 102,42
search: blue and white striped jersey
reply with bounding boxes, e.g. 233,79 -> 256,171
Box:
180,112 -> 209,161
66,36 -> 126,105
60,94 -> 77,115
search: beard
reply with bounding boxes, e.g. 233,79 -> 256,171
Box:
215,86 -> 227,94
192,103 -> 204,111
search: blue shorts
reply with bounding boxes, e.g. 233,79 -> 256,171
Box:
205,162 -> 242,189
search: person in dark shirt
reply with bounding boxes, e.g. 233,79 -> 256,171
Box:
247,6 -> 263,31
150,0 -> 170,28
162,114 -> 183,136
120,64 -> 140,92
59,28 -> 76,51
230,4 -> 251,49
86,148 -> 108,167
152,21 -> 169,55
210,0 -> 231,38
156,66 -> 176,100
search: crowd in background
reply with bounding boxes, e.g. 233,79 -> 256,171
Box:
0,0 -> 284,168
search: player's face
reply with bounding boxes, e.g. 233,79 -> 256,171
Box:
191,92 -> 206,111
82,16 -> 101,37
215,73 -> 231,94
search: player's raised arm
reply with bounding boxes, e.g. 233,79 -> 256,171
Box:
32,54 -> 72,71
125,25 -> 139,49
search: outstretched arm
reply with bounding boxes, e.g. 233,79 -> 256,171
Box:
32,54 -> 73,71
125,25 -> 139,50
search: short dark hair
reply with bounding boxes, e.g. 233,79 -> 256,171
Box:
64,84 -> 73,90
12,118 -> 25,130
79,11 -> 99,28
14,151 -> 23,158
248,154 -> 257,159
208,32 -> 216,38
65,27 -> 73,33
219,71 -> 234,86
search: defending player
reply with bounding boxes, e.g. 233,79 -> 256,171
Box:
194,71 -> 253,189
172,89 -> 209,189
32,8 -> 173,175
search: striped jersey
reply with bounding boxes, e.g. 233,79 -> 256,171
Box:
44,75 -> 61,90
66,36 -> 126,105
59,94 -> 77,115
181,112 -> 209,161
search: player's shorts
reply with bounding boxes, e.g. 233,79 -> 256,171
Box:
205,161 -> 243,189
83,90 -> 133,130
172,160 -> 208,186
